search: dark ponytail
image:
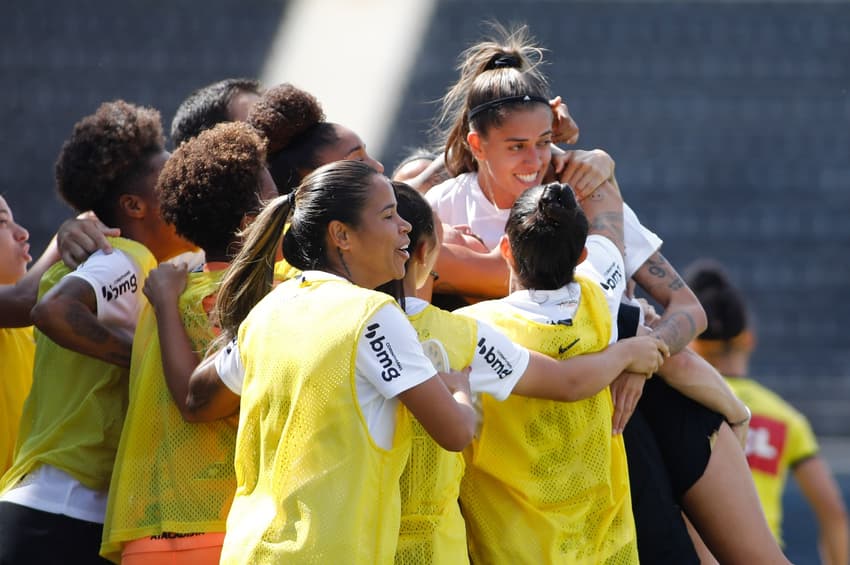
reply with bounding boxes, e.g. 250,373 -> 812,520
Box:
505,182 -> 588,290
214,160 -> 382,346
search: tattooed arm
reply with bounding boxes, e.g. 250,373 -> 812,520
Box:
30,276 -> 133,368
632,252 -> 707,354
580,179 -> 625,254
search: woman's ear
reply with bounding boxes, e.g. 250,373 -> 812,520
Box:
413,239 -> 430,265
499,234 -> 514,268
327,219 -> 351,251
118,193 -> 146,219
739,330 -> 757,353
467,130 -> 484,160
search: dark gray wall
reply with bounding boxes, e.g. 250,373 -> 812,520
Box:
1,0 -> 285,257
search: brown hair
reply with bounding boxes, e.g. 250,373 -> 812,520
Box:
55,100 -> 165,225
436,23 -> 551,176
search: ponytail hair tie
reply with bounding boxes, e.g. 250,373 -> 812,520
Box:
487,54 -> 521,70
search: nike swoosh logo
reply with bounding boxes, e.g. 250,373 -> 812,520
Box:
558,338 -> 580,355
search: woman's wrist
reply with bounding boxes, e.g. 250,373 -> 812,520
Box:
727,405 -> 752,427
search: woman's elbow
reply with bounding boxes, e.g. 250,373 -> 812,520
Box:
30,296 -> 61,334
436,412 -> 476,452
439,427 -> 474,452
179,404 -> 204,423
182,392 -> 212,423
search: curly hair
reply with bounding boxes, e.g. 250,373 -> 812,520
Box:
248,83 -> 336,194
55,100 -> 165,225
157,121 -> 269,256
170,78 -> 261,147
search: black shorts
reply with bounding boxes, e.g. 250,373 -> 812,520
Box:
0,501 -> 111,565
637,378 -> 725,500
624,410 -> 700,564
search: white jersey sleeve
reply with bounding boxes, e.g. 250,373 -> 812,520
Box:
578,234 -> 627,343
355,303 -> 439,450
213,337 -> 244,395
355,304 -> 437,399
64,248 -> 145,334
623,202 -> 663,278
466,320 -> 530,401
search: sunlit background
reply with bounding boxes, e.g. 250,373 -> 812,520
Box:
3,1 -> 849,561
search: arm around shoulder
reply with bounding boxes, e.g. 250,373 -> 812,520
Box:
512,335 -> 667,402
31,276 -> 133,367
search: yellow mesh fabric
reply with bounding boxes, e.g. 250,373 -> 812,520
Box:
0,326 -> 34,474
0,238 -> 156,493
456,276 -> 638,565
725,376 -> 820,545
100,270 -> 235,563
396,304 -> 477,565
220,277 -> 412,564
273,259 -> 300,283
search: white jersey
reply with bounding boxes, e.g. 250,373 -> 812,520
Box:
426,172 -> 662,277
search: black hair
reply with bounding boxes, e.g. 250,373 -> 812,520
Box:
170,78 -> 261,147
393,181 -> 436,259
684,259 -> 749,341
215,160 -> 382,340
505,182 -> 588,290
376,181 -> 437,307
247,83 -> 337,194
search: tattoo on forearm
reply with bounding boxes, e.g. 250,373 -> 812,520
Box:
645,256 -> 667,279
641,254 -> 685,292
589,212 -> 624,247
106,350 -> 131,367
66,305 -> 109,343
651,310 -> 697,354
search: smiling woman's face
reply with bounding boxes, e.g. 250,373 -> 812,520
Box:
341,175 -> 412,289
469,104 -> 553,206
